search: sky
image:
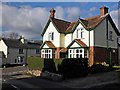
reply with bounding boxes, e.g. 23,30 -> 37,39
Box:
1,2 -> 120,40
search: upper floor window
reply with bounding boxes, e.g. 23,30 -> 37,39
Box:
76,28 -> 84,39
36,49 -> 40,54
48,32 -> 54,41
19,49 -> 24,54
109,31 -> 113,41
81,29 -> 84,39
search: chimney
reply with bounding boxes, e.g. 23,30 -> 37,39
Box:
50,8 -> 55,18
100,6 -> 109,16
19,35 -> 25,44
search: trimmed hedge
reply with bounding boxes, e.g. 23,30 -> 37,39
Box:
57,58 -> 88,78
42,58 -> 88,78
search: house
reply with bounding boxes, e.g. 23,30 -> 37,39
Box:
0,36 -> 41,66
40,6 -> 120,66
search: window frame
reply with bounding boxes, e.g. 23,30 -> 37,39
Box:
19,49 -> 24,54
48,32 -> 54,41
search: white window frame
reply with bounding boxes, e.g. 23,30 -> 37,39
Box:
68,48 -> 84,58
76,28 -> 84,39
48,32 -> 54,41
41,49 -> 52,58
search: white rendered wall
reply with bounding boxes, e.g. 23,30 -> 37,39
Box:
43,22 -> 60,47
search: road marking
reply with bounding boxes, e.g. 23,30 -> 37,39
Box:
11,84 -> 20,90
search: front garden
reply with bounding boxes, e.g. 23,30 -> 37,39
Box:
27,56 -> 120,79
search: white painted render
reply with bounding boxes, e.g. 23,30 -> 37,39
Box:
65,34 -> 72,47
0,40 -> 7,58
42,44 -> 49,48
72,23 -> 90,46
43,22 -> 60,47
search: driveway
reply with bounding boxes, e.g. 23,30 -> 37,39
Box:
2,66 -> 32,80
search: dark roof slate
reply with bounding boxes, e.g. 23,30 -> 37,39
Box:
2,38 -> 41,49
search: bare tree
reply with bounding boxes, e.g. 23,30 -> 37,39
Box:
9,32 -> 20,39
2,32 -> 20,39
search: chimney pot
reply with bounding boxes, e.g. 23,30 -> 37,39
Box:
50,8 -> 55,18
100,6 -> 109,16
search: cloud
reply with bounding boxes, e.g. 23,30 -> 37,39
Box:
2,4 -> 81,40
89,7 -> 97,12
110,8 -> 120,32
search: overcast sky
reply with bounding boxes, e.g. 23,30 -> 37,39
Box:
1,2 -> 120,40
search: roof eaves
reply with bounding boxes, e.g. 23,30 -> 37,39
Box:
41,19 -> 51,36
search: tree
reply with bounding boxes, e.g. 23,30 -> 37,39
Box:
2,32 -> 20,39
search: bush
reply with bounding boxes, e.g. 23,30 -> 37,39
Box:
42,59 -> 56,73
57,58 -> 88,78
89,64 -> 112,73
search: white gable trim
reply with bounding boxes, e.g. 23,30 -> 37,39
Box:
70,42 -> 82,48
42,44 -> 49,48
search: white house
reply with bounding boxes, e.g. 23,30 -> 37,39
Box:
0,37 -> 41,66
40,6 -> 120,66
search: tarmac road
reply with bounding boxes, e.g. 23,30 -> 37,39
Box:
2,71 -> 120,89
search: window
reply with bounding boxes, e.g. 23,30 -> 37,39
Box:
36,49 -> 40,54
68,49 -> 84,58
81,29 -> 84,39
41,49 -> 52,58
77,29 -> 80,38
18,56 -> 24,63
109,31 -> 113,41
76,28 -> 84,39
48,32 -> 54,41
19,49 -> 23,54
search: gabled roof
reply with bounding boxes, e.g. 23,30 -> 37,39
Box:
41,17 -> 76,36
2,38 -> 24,48
40,41 -> 56,49
2,38 -> 41,49
41,14 -> 120,36
67,39 -> 88,49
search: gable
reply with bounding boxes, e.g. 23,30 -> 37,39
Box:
70,42 -> 81,48
42,44 -> 49,48
107,15 -> 120,36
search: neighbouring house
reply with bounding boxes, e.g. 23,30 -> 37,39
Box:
40,6 -> 120,66
0,36 -> 41,66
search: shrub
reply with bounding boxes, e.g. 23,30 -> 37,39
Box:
57,58 -> 88,78
42,59 -> 56,73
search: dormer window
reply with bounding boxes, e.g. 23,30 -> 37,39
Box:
48,32 -> 54,41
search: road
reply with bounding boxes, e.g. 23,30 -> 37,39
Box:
1,66 -> 120,89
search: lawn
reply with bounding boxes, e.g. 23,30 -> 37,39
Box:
27,57 -> 62,70
27,56 -> 44,70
